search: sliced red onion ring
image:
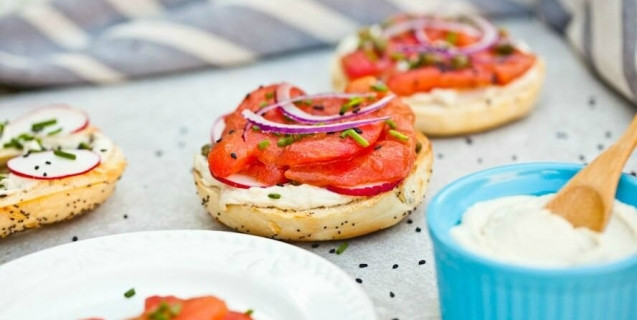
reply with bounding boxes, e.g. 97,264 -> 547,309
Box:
212,172 -> 268,189
211,113 -> 230,142
383,18 -> 480,40
242,110 -> 390,135
327,180 -> 403,196
391,16 -> 498,55
275,83 -> 393,124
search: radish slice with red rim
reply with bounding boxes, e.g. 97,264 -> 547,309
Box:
242,110 -> 390,135
7,150 -> 100,180
3,105 -> 89,139
211,113 -> 230,143
327,180 -> 403,196
211,172 -> 268,189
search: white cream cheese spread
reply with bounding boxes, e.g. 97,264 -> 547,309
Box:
194,154 -> 359,210
451,194 -> 637,268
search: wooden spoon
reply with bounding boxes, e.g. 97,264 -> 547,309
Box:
545,115 -> 637,232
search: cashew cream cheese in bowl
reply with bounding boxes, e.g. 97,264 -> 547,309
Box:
426,163 -> 637,320
451,194 -> 637,268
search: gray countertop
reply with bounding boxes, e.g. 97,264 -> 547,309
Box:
0,17 -> 635,320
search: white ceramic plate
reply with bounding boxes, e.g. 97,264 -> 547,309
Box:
0,230 -> 376,320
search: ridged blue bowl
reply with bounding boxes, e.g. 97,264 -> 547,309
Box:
427,162 -> 637,320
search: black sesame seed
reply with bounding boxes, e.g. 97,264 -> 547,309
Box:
359,263 -> 368,268
43,172 -> 48,177
465,136 -> 473,145
329,248 -> 336,254
34,165 -> 39,170
390,291 -> 395,298
477,158 -> 483,164
556,131 -> 568,139
418,260 -> 426,265
230,152 -> 237,159
392,264 -> 399,269
313,105 -> 325,111
579,155 -> 585,161
355,278 -> 362,284
597,144 -> 604,150
415,227 -> 421,232
511,155 -> 517,161
588,96 -> 596,105
437,153 -> 444,159
353,127 -> 363,134
630,171 -> 636,177
72,236 -> 78,241
155,150 -> 163,157
374,145 -> 382,151
406,219 -> 413,224
311,243 -> 319,248
229,130 -> 235,135
123,214 -> 128,219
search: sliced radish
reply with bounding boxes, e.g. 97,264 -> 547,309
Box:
7,150 -> 100,180
211,113 -> 230,143
211,172 -> 267,189
4,105 -> 89,138
327,180 -> 403,196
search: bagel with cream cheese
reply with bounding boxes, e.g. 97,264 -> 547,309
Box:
0,105 -> 126,237
194,80 -> 433,241
331,14 -> 545,136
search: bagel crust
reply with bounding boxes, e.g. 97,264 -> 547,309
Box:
194,132 -> 433,241
330,35 -> 545,136
0,131 -> 126,237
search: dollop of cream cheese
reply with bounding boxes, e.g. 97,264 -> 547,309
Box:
193,154 -> 359,210
451,194 -> 637,268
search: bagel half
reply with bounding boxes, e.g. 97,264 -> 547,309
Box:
194,132 -> 433,241
0,129 -> 126,237
331,35 -> 545,136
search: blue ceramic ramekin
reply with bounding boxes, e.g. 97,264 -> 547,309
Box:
427,162 -> 637,320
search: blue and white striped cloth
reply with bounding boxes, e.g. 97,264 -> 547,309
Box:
0,0 -> 635,104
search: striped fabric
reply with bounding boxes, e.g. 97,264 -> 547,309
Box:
0,0 -> 634,104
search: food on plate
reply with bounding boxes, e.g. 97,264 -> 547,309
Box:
194,78 -> 433,241
0,105 -> 126,237
131,295 -> 253,320
451,194 -> 637,267
331,13 -> 545,136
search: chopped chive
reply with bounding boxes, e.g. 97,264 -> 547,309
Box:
385,119 -> 397,130
78,142 -> 92,150
3,138 -> 23,150
390,52 -> 406,61
277,136 -> 294,147
445,31 -> 458,45
17,133 -> 35,141
170,303 -> 182,316
265,92 -> 275,99
344,96 -> 363,109
257,139 -> 270,151
268,193 -> 281,199
31,119 -> 57,132
340,129 -> 369,147
47,128 -> 63,136
259,101 -> 268,108
200,144 -> 211,156
0,121 -> 7,137
304,99 -> 313,105
415,141 -> 423,154
123,288 -> 136,298
336,242 -> 348,255
252,125 -> 261,131
370,82 -> 389,92
54,150 -> 77,160
388,130 -> 409,142
245,309 -> 254,316
450,54 -> 470,69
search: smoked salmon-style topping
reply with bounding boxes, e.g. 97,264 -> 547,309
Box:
340,14 -> 537,96
207,78 -> 419,192
133,295 -> 253,320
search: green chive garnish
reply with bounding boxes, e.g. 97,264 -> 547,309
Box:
336,242 -> 348,255
31,119 -> 57,132
245,309 -> 254,316
344,96 -> 363,109
370,82 -> 389,92
265,92 -> 275,99
388,130 -> 409,142
53,150 -> 77,160
124,288 -> 135,298
17,133 -> 35,141
0,121 -> 7,136
340,129 -> 369,147
170,303 -> 182,316
252,125 -> 261,131
385,119 -> 397,130
258,139 -> 270,151
200,144 -> 211,157
268,193 -> 281,199
277,136 -> 294,147
259,101 -> 268,108
3,138 -> 23,150
47,128 -> 63,136
445,31 -> 458,45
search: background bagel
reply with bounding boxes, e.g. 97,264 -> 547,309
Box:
194,132 -> 433,241
331,35 -> 545,136
0,131 -> 126,237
